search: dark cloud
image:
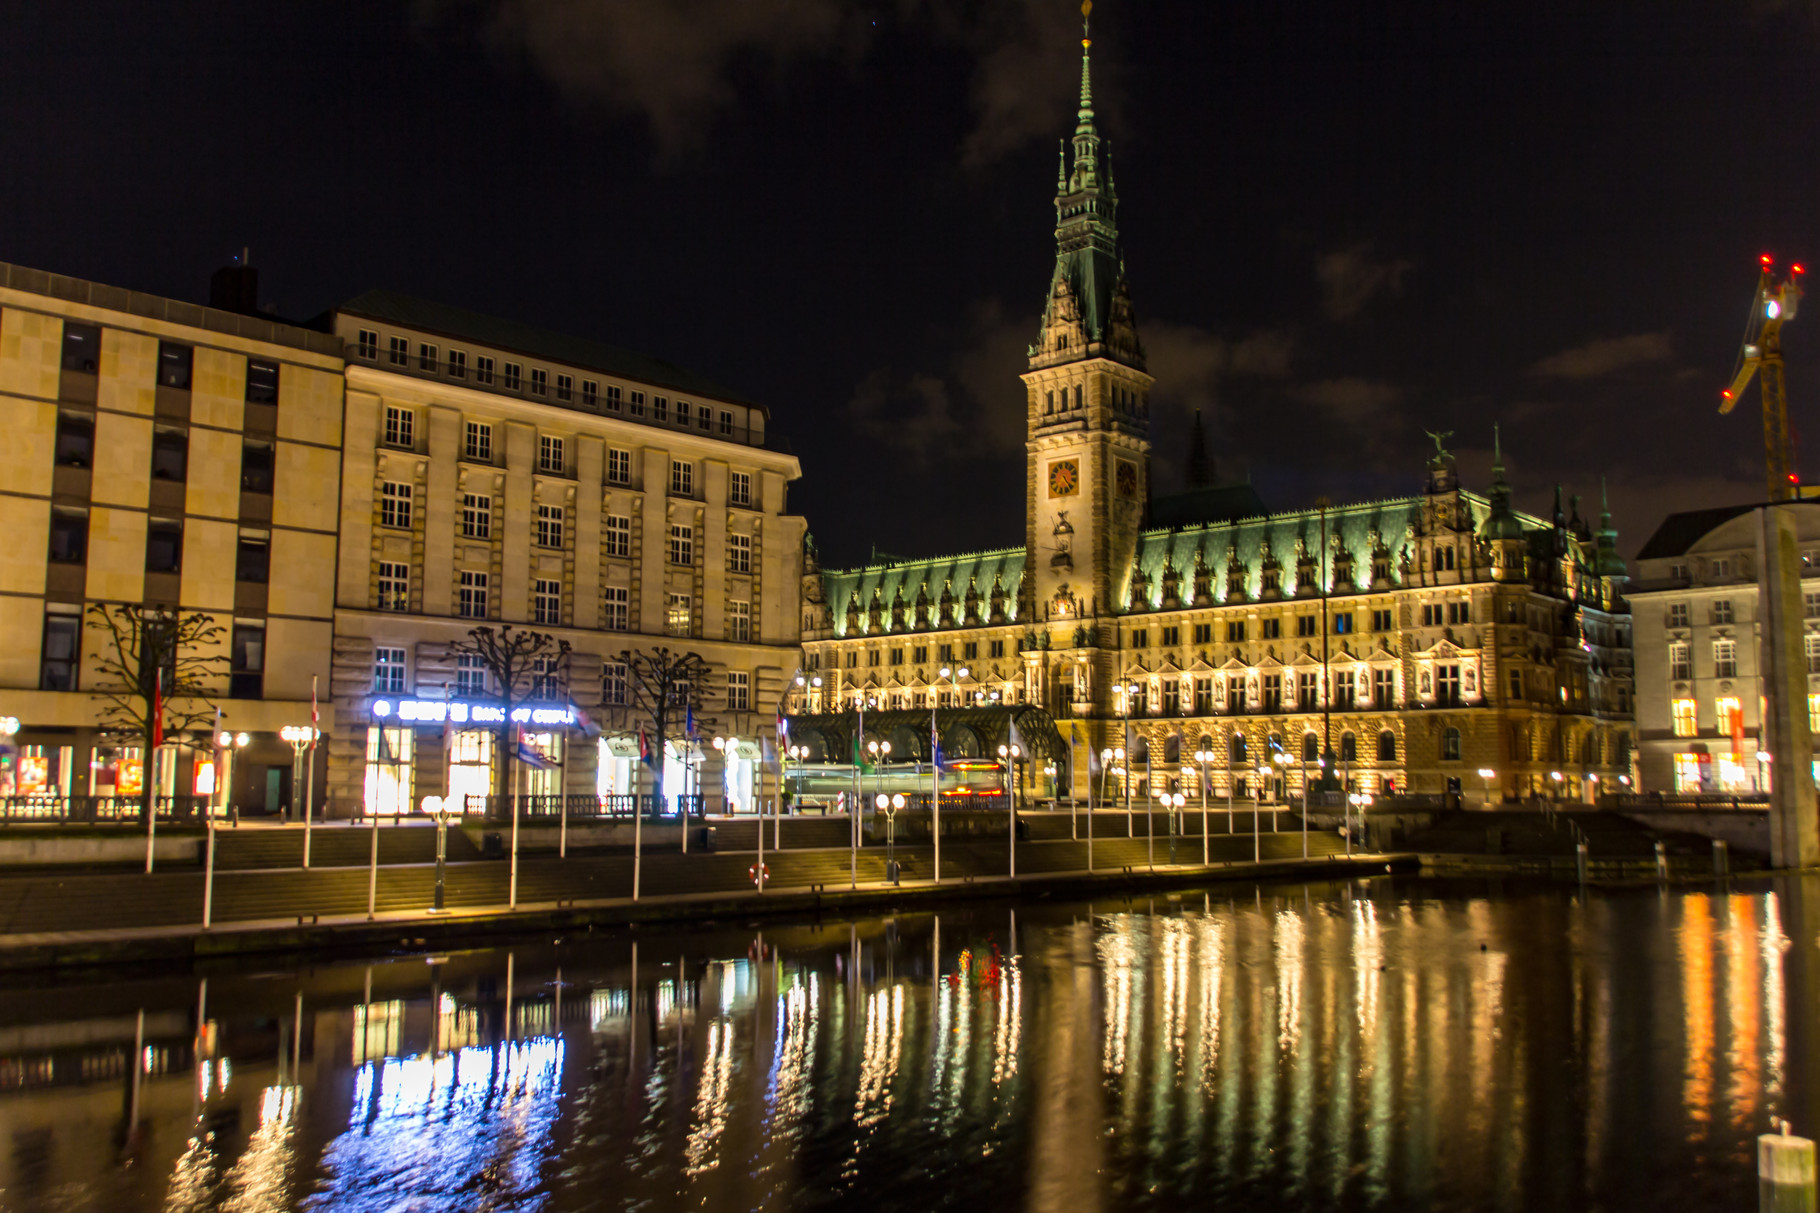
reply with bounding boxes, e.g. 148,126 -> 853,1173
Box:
1530,332 -> 1675,379
1316,245 -> 1413,321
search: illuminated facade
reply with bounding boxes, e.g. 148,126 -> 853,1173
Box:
0,260 -> 345,810
1629,504 -> 1820,794
324,293 -> 806,817
795,36 -> 1635,802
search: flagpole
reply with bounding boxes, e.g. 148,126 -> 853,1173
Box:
203,708 -> 221,930
509,726 -> 521,911
146,666 -> 162,875
559,721 -> 569,860
304,675 -> 318,870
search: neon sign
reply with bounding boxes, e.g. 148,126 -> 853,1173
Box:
370,699 -> 576,727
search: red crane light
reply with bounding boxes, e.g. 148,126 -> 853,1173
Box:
1722,389 -> 1734,399
1795,264 -> 1807,275
1762,253 -> 1775,265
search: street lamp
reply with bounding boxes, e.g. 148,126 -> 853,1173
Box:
880,791 -> 906,883
998,741 -> 1022,879
422,795 -> 454,912
930,665 -> 968,882
281,724 -> 321,867
1193,747 -> 1214,865
1253,763 -> 1270,863
1477,767 -> 1496,810
1272,750 -> 1291,834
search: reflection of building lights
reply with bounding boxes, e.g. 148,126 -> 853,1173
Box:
684,1021 -> 735,1174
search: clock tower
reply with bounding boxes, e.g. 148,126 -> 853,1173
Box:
1022,2 -> 1151,632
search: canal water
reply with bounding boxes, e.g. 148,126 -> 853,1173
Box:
1,874 -> 1817,1212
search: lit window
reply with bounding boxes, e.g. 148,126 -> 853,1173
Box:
458,570 -> 489,619
666,592 -> 692,637
1809,693 -> 1820,734
604,515 -> 631,558
1716,696 -> 1743,737
374,647 -> 407,695
379,481 -> 412,529
377,562 -> 409,612
1671,699 -> 1697,737
364,727 -> 414,818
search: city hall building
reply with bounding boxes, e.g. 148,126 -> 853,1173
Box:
792,35 -> 1636,804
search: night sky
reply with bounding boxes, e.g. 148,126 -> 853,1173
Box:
5,0 -> 1819,567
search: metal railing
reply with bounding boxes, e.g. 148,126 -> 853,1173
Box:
0,795 -> 212,824
459,793 -> 705,821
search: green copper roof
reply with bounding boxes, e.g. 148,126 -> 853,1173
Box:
823,548 -> 1027,638
1039,30 -> 1125,351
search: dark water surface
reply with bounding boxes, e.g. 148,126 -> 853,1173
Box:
2,874 -> 1818,1212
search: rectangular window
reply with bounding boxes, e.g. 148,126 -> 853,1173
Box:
1295,615 -> 1316,637
456,653 -> 486,696
671,460 -> 694,496
235,531 -> 269,583
1160,625 -> 1181,647
1806,593 -> 1820,620
602,586 -> 629,631
61,322 -> 100,373
536,503 -> 564,549
458,570 -> 489,619
869,649 -> 882,667
356,330 -> 378,360
666,593 -> 692,637
229,622 -> 264,699
604,384 -> 622,411
1807,633 -> 1820,675
582,379 -> 599,408
463,422 -> 492,462
729,600 -> 751,643
1668,640 -> 1690,681
963,640 -> 978,659
1192,623 -> 1212,645
504,362 -> 522,391
447,350 -> 467,379
532,655 -> 562,701
530,368 -> 548,397
718,410 -> 734,436
1298,670 -> 1319,709
1713,600 -> 1734,624
539,435 -> 565,474
938,643 -> 954,662
460,493 -> 491,539
1672,698 -> 1697,737
374,647 -> 407,695
1333,612 -> 1354,634
387,336 -> 408,366
1372,608 -> 1394,631
1333,669 -> 1356,709
39,609 -> 80,691
1130,628 -> 1148,649
653,396 -> 669,423
246,360 -> 279,404
1713,638 -> 1737,678
1373,667 -> 1396,708
729,471 -> 753,507
629,391 -> 645,417
729,532 -> 752,573
1716,696 -> 1743,737
696,404 -> 711,429
417,342 -> 438,371
54,411 -> 94,468
891,647 -> 905,665
989,639 -> 1005,659
1713,558 -> 1732,580
383,406 -> 414,448
1194,677 -> 1214,714
1227,621 -> 1247,642
602,662 -> 628,705
1421,603 -> 1442,627
1668,602 -> 1690,627
1436,663 -> 1462,704
604,515 -> 631,558
912,645 -> 928,663
727,671 -> 751,711
377,561 -> 409,612
1261,674 -> 1281,712
556,374 -> 572,402
151,427 -> 187,481
1448,600 -> 1471,625
380,481 -> 413,529
145,518 -> 182,573
475,355 -> 495,385
669,524 -> 693,566
48,508 -> 87,564
533,578 -> 561,625
1811,694 -> 1820,735
607,448 -> 632,484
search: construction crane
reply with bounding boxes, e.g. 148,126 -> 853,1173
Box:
1720,253 -> 1806,501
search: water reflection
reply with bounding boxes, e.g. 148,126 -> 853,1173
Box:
0,877 -> 1813,1211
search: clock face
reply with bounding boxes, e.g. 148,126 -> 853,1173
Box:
1116,460 -> 1139,498
1048,459 -> 1080,497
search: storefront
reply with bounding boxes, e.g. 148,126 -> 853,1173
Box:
361,696 -> 579,817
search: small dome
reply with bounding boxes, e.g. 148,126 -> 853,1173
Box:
1479,510 -> 1525,541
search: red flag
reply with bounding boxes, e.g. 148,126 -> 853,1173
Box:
638,726 -> 653,767
151,666 -> 164,750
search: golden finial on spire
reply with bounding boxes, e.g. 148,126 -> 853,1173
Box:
1082,0 -> 1092,48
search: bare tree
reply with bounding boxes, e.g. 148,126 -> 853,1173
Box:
617,647 -> 714,812
444,623 -> 572,803
86,604 -> 226,823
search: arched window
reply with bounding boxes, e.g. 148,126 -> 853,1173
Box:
1231,733 -> 1248,764
1302,732 -> 1319,762
1340,731 -> 1357,762
1267,732 -> 1283,756
1442,727 -> 1462,761
1377,730 -> 1397,762
1164,733 -> 1181,763
1198,733 -> 1215,755
1132,734 -> 1151,763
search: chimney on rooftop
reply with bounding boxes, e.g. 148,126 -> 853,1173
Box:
209,248 -> 259,315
